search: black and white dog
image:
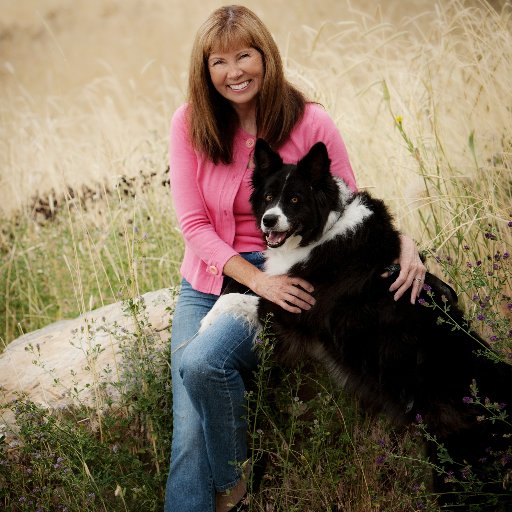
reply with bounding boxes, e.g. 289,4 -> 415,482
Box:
201,139 -> 512,506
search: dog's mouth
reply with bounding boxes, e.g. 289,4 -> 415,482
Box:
264,230 -> 291,248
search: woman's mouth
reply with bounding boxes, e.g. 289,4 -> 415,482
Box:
228,80 -> 251,91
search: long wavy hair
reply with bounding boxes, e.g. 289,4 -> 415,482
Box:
187,5 -> 306,164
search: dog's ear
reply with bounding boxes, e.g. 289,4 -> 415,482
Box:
253,139 -> 283,176
297,142 -> 331,185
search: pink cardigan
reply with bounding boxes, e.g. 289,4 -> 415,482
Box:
169,103 -> 357,295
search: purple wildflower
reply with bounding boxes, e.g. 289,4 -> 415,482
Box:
462,396 -> 473,404
461,467 -> 471,480
422,284 -> 432,292
444,470 -> 455,483
376,454 -> 386,465
501,454 -> 512,465
418,298 -> 427,306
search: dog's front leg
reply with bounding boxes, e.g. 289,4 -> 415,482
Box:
199,293 -> 261,334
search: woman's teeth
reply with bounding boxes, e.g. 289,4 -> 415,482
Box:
229,80 -> 250,91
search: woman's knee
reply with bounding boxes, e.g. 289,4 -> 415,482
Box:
179,342 -> 218,396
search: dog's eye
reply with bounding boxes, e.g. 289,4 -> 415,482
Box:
290,196 -> 299,204
265,194 -> 273,202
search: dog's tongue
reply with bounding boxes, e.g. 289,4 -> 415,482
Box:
266,231 -> 287,246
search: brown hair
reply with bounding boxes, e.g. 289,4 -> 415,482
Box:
187,5 -> 306,164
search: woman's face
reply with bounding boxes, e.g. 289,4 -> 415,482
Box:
208,46 -> 264,111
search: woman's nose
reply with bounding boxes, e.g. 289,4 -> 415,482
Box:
227,63 -> 243,80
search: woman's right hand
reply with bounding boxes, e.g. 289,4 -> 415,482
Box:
251,273 -> 315,314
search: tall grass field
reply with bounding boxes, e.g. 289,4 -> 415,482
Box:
1,0 -> 511,510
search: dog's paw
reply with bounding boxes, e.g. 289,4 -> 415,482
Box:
199,293 -> 261,334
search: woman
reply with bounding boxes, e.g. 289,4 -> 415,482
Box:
165,5 -> 426,512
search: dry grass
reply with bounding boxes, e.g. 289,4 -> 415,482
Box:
0,0 -> 508,220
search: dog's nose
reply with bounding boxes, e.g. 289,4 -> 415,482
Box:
262,214 -> 278,228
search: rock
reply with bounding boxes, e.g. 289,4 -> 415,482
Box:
0,288 -> 176,427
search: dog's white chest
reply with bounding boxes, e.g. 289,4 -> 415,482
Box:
264,248 -> 307,275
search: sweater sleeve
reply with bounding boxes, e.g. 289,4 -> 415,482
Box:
308,105 -> 358,191
169,105 -> 238,276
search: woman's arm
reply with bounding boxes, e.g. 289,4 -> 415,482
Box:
169,106 -> 239,271
223,255 -> 316,313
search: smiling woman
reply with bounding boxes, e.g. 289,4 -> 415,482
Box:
165,5 -> 425,512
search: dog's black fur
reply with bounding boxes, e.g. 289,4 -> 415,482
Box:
241,139 -> 512,509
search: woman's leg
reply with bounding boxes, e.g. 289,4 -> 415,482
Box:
165,279 -> 217,512
165,251 -> 264,512
179,312 -> 259,492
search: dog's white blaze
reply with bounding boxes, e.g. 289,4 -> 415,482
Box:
260,205 -> 290,233
199,293 -> 261,334
265,183 -> 373,276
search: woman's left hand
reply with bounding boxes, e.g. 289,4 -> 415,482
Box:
385,234 -> 427,304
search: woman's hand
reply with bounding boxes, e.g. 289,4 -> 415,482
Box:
223,255 -> 315,313
251,273 -> 316,314
386,234 -> 427,304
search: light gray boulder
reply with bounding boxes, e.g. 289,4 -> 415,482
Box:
0,288 -> 176,427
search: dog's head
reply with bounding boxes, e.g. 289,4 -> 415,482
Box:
250,139 -> 342,249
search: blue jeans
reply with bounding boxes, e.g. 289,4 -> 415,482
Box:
164,252 -> 264,512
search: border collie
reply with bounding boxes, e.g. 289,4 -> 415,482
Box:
201,139 -> 512,508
